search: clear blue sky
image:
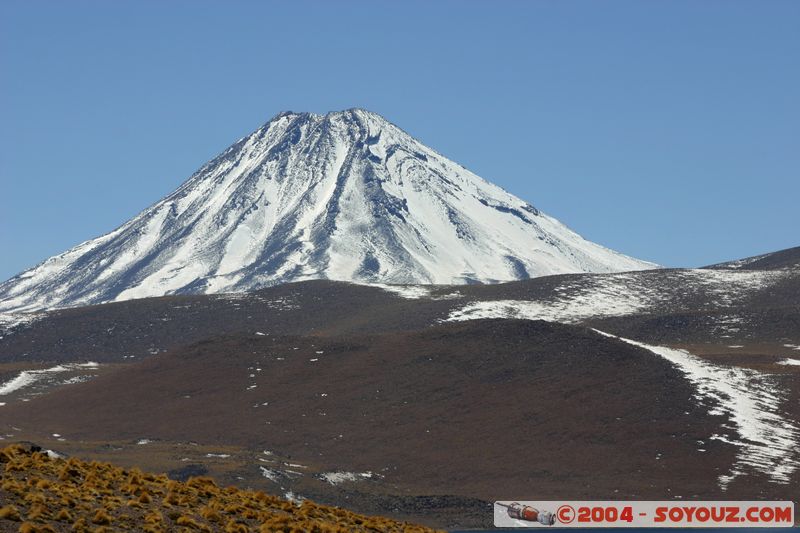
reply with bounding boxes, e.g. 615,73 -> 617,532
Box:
1,0 -> 798,280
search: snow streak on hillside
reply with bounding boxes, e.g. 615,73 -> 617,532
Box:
594,330 -> 799,489
443,271 -> 800,488
0,109 -> 653,313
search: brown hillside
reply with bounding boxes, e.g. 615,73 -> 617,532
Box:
1,320 -> 739,500
0,444 -> 441,533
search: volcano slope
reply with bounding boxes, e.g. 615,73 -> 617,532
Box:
0,109 -> 653,315
0,247 -> 798,529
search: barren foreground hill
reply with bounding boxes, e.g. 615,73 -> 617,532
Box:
0,444 -> 440,532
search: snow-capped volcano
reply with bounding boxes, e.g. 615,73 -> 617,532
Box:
0,109 -> 655,313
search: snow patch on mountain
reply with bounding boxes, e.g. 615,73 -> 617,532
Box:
0,312 -> 46,336
448,275 -> 650,323
446,268 -> 793,323
0,362 -> 100,397
318,471 -> 377,485
680,269 -> 790,308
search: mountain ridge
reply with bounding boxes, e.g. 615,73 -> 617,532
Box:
704,245 -> 800,271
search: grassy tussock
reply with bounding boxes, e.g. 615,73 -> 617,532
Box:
0,445 -> 441,532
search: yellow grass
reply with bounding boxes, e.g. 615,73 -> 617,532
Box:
0,444 -> 442,532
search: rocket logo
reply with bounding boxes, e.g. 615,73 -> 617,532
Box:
497,502 -> 556,526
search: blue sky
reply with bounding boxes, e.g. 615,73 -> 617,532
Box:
1,0 -> 798,279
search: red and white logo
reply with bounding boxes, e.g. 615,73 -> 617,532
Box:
494,501 -> 795,528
